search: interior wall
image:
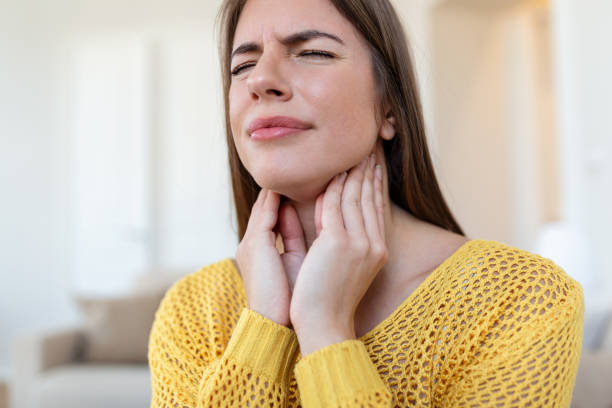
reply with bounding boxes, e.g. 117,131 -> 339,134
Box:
432,4 -> 516,243
550,0 -> 612,314
430,0 -> 557,250
531,5 -> 561,223
0,0 -> 80,375
0,0 -> 226,374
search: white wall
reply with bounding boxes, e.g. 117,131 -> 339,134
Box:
1,0 -> 79,374
0,0 -> 229,374
550,0 -> 612,314
154,31 -> 237,268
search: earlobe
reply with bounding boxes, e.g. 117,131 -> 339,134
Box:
380,115 -> 396,140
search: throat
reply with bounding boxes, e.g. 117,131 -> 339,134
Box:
353,260 -> 443,338
353,278 -> 402,338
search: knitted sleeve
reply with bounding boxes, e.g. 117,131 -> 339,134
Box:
442,264 -> 585,407
294,339 -> 392,407
148,271 -> 299,407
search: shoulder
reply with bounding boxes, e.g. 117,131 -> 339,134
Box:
438,239 -> 584,367
149,257 -> 247,359
459,239 -> 584,321
148,257 -> 245,367
161,257 -> 243,303
465,239 -> 581,287
152,257 -> 246,331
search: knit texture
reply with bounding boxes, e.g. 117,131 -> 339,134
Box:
148,239 -> 584,407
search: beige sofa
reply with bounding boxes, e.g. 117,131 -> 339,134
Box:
8,268 -> 612,408
9,269 -> 188,408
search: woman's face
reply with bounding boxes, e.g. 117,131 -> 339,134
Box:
229,0 -> 389,201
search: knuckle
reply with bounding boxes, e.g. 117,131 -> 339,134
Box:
328,235 -> 348,251
378,247 -> 390,263
324,196 -> 339,210
370,242 -> 388,261
352,239 -> 370,254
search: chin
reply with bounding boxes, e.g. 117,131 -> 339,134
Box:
255,173 -> 330,204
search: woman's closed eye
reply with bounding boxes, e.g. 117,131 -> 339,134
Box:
230,50 -> 335,76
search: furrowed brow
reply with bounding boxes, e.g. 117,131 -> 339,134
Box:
231,29 -> 344,61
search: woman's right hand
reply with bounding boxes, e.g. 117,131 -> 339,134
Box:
234,188 -> 306,327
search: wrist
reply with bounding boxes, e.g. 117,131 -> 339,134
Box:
249,306 -> 291,328
291,305 -> 353,333
294,318 -> 356,356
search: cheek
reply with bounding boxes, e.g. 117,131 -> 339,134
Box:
301,68 -> 378,143
229,86 -> 248,145
228,85 -> 251,166
228,85 -> 242,135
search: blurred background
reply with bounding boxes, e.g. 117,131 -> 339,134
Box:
1,0 -> 611,407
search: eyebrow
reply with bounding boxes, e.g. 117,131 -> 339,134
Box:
231,29 -> 345,61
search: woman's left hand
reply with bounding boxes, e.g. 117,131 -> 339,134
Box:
289,152 -> 389,356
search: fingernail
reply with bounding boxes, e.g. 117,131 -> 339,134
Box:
370,153 -> 376,169
375,164 -> 382,180
339,171 -> 348,183
360,157 -> 367,170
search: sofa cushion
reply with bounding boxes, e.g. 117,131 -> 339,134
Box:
571,350 -> 612,408
129,268 -> 192,294
31,363 -> 150,408
600,312 -> 612,350
74,289 -> 165,363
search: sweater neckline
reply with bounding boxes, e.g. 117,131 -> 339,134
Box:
226,238 -> 478,342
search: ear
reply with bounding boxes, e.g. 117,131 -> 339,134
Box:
379,111 -> 397,141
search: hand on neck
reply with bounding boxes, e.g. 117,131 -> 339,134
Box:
281,197 -> 318,250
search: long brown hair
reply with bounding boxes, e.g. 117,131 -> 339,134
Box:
215,0 -> 465,242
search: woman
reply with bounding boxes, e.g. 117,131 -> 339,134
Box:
148,0 -> 584,406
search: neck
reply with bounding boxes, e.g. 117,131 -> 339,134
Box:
283,194 -> 417,285
283,198 -> 318,250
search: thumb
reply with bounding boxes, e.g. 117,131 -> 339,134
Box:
278,202 -> 307,256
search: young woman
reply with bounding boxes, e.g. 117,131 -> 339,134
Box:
148,0 -> 584,406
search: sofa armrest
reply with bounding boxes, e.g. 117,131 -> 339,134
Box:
10,325 -> 86,408
12,325 -> 86,373
571,350 -> 612,408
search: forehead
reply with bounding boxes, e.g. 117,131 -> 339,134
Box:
233,0 -> 362,48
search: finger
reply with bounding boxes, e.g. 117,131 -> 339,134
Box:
252,187 -> 265,212
314,193 -> 324,237
244,188 -> 266,236
278,203 -> 307,256
361,154 -> 381,242
322,172 -> 347,232
374,163 -> 385,240
256,188 -> 280,233
341,156 -> 368,238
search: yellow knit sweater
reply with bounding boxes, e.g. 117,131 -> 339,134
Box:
148,239 -> 584,407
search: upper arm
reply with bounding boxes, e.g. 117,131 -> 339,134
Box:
148,278 -> 204,405
147,263 -> 249,407
442,261 -> 585,407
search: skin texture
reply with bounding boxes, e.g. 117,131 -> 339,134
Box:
229,0 -> 468,355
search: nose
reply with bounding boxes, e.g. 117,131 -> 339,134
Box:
246,47 -> 292,102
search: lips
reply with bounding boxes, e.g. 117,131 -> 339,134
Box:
250,127 -> 308,141
247,115 -> 312,138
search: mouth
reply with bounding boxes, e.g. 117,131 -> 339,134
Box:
247,115 -> 312,141
250,127 -> 309,141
